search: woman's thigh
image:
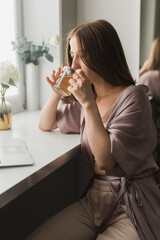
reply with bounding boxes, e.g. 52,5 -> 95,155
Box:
96,211 -> 140,240
26,200 -> 96,240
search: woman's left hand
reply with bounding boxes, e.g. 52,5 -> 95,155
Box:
68,69 -> 95,108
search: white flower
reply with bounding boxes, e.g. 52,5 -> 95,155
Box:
0,60 -> 19,85
48,35 -> 60,46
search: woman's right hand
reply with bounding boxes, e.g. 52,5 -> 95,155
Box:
46,64 -> 65,95
39,65 -> 65,131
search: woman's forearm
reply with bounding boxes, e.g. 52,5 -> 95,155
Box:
139,60 -> 149,76
39,93 -> 61,131
83,102 -> 115,171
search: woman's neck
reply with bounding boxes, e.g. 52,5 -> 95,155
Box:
93,81 -> 120,101
94,81 -> 128,118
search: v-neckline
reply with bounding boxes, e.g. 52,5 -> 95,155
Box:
102,85 -> 132,126
81,85 -> 133,129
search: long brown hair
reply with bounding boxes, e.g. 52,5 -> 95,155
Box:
140,37 -> 160,76
63,19 -> 135,103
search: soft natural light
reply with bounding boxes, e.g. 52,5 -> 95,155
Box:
0,0 -> 18,96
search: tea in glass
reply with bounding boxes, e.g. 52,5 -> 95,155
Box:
54,66 -> 75,96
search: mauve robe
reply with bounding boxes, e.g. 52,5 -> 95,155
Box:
56,85 -> 160,240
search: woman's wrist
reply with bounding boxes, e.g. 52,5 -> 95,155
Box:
82,99 -> 97,111
50,91 -> 61,102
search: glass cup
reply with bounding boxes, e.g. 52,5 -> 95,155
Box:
54,66 -> 75,97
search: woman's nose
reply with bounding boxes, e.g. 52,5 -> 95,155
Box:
71,57 -> 80,69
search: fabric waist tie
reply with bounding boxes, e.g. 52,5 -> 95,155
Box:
94,173 -> 154,240
94,175 -> 126,237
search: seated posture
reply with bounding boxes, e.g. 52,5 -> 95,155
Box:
28,20 -> 160,240
139,36 -> 160,174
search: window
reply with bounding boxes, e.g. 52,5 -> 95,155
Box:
0,0 -> 23,113
0,0 -> 17,96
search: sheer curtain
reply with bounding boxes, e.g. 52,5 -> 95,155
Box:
0,0 -> 24,113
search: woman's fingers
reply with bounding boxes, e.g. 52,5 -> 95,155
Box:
51,66 -> 64,81
75,69 -> 87,80
46,76 -> 61,96
46,76 -> 53,85
61,63 -> 65,69
46,66 -> 66,95
69,77 -> 77,85
68,74 -> 85,95
46,68 -> 60,87
55,68 -> 61,78
51,70 -> 56,81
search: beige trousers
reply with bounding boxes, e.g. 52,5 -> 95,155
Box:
26,179 -> 140,240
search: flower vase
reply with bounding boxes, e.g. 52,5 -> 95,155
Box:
0,96 -> 12,130
26,63 -> 39,111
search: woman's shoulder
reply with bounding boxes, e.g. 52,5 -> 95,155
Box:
108,84 -> 153,127
119,84 -> 149,104
110,84 -> 150,116
140,70 -> 160,81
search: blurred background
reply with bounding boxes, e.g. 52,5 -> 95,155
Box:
1,0 -> 160,112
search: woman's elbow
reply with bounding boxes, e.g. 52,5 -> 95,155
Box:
38,123 -> 50,131
38,124 -> 47,131
38,122 -> 57,131
97,156 -> 116,171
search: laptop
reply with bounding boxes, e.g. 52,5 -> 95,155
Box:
0,138 -> 34,167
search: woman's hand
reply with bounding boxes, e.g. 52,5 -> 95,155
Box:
39,64 -> 65,131
68,69 -> 95,108
46,64 -> 65,96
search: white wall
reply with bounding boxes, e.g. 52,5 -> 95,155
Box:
77,0 -> 141,81
22,0 -> 61,109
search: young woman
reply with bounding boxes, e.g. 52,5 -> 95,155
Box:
139,37 -> 160,77
28,20 -> 160,240
139,36 -> 160,102
139,37 -> 160,180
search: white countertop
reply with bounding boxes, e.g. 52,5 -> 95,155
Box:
0,111 -> 80,194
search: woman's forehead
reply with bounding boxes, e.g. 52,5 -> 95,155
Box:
70,36 -> 79,52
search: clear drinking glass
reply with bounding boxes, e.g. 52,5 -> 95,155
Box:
54,66 -> 75,97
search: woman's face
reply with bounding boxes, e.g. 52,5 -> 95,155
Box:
69,36 -> 101,83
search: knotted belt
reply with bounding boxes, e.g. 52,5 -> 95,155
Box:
94,173 -> 155,240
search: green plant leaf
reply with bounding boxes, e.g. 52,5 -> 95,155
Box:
45,53 -> 53,62
33,59 -> 39,65
2,83 -> 9,89
25,58 -> 32,64
11,34 -> 54,65
9,79 -> 16,87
